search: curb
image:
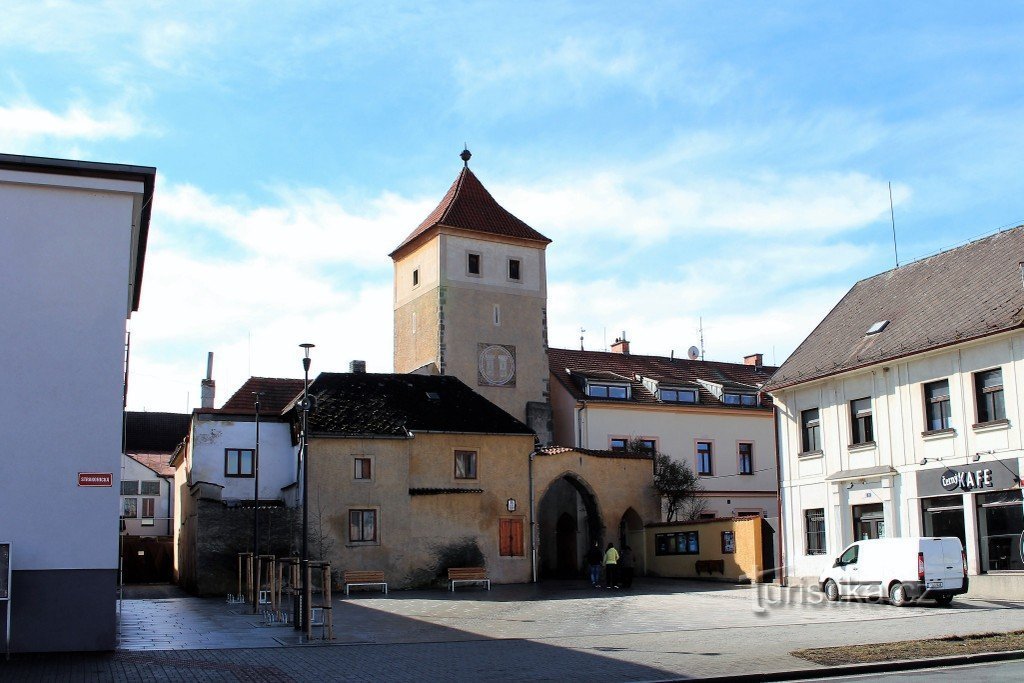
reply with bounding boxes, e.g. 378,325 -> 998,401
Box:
650,648 -> 1024,682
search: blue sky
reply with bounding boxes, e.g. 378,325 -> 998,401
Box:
4,2 -> 1023,412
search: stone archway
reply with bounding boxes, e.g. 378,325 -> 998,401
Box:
618,506 -> 644,560
537,473 -> 603,578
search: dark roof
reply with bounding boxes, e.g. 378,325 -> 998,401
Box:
305,373 -> 535,436
549,348 -> 776,410
125,452 -> 176,478
390,166 -> 550,258
204,377 -> 306,416
765,227 -> 1024,391
538,446 -> 654,461
124,411 -> 190,453
0,153 -> 156,312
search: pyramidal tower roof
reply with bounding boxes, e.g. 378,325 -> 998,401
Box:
390,150 -> 551,258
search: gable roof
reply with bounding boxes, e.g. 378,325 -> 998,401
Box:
765,226 -> 1024,391
124,411 -> 191,453
304,373 -> 534,437
203,377 -> 306,416
125,452 -> 176,478
549,348 -> 776,410
389,166 -> 551,258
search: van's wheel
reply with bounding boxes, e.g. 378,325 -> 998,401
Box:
823,579 -> 839,602
889,582 -> 908,607
934,594 -> 954,607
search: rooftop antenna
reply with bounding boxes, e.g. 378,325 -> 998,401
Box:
889,181 -> 899,268
579,327 -> 585,351
698,316 -> 706,361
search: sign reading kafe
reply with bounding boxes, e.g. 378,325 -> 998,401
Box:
941,468 -> 993,492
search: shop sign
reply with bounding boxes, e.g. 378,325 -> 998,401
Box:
941,468 -> 993,492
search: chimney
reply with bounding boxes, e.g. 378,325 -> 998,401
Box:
349,360 -> 367,373
611,331 -> 630,355
744,353 -> 763,368
200,352 -> 216,408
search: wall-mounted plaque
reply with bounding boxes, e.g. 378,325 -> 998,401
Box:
478,343 -> 516,387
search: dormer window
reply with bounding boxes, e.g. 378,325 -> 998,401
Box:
724,392 -> 758,406
587,383 -> 629,399
660,388 -> 697,404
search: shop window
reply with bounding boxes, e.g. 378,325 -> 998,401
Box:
920,495 -> 965,550
121,480 -> 139,496
349,509 -> 378,543
924,379 -> 952,431
852,503 -> 885,540
499,518 -> 524,557
225,448 -> 255,477
850,397 -> 873,444
738,443 -> 753,475
354,457 -> 372,480
974,369 -> 1005,424
805,509 -> 826,555
696,441 -> 713,476
976,490 -> 1024,572
655,531 -> 699,555
454,450 -> 478,479
801,408 -> 821,453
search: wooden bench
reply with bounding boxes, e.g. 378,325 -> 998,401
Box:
343,570 -> 388,595
695,559 -> 725,576
448,567 -> 490,591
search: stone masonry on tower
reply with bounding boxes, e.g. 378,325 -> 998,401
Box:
390,150 -> 554,442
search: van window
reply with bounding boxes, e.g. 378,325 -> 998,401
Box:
839,545 -> 859,565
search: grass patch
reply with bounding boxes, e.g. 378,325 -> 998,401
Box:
792,630 -> 1024,665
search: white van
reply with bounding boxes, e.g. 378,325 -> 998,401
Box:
819,537 -> 968,606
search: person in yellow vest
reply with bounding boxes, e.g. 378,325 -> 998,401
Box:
603,542 -> 619,588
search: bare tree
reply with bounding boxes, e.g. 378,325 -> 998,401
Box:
310,484 -> 335,561
635,439 -> 706,522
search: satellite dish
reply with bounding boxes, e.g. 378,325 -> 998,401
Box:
687,346 -> 700,360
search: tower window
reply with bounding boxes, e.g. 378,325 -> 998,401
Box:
493,304 -> 500,326
412,268 -> 419,286
467,253 -> 481,276
508,258 -> 521,281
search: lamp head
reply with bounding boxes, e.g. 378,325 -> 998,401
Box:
919,458 -> 928,466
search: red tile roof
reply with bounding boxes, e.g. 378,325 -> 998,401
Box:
125,452 -> 176,478
202,377 -> 306,416
538,445 -> 654,460
390,166 -> 550,258
549,348 -> 776,410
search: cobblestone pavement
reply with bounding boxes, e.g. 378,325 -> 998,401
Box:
3,579 -> 1023,681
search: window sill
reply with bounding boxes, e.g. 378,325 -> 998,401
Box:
921,428 -> 956,441
847,441 -> 877,453
972,419 -> 1010,433
345,541 -> 380,548
798,449 -> 823,459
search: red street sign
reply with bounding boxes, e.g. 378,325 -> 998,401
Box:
78,472 -> 113,487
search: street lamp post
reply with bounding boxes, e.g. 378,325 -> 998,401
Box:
297,343 -> 315,633
252,390 -> 263,614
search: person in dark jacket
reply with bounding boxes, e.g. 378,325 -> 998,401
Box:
586,541 -> 603,587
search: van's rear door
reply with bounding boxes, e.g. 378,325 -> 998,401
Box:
939,538 -> 965,589
922,538 -> 963,590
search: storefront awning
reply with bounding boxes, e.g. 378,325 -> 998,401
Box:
826,465 -> 897,483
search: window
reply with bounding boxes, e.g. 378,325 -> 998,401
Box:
609,438 -> 628,451
493,304 -> 501,326
853,503 -> 885,540
225,448 -> 255,477
838,544 -> 859,565
924,380 -> 951,431
866,320 -> 889,335
141,480 -> 160,496
499,518 -> 524,556
801,408 -> 821,453
454,450 -> 477,479
587,383 -> 629,399
655,531 -> 699,555
141,498 -> 155,521
508,258 -> 521,281
975,369 -> 1005,424
738,442 -> 753,475
349,509 -> 377,543
121,480 -> 139,496
721,531 -> 736,554
850,397 -> 873,444
724,392 -> 757,406
467,252 -> 481,275
637,438 -> 656,453
121,498 -> 138,518
696,441 -> 713,476
660,388 -> 697,403
354,457 -> 372,480
805,508 -> 826,555
412,268 -> 419,286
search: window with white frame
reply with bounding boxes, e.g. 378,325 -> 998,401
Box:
805,508 -> 826,555
454,450 -> 478,479
801,408 -> 821,453
354,457 -> 372,480
850,397 -> 873,444
924,379 -> 952,431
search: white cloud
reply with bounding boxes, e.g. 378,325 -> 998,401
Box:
0,100 -> 142,148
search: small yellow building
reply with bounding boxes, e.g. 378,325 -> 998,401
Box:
645,516 -> 775,583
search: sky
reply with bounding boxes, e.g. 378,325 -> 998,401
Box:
4,2 -> 1024,412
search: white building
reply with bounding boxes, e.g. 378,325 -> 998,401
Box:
766,227 -> 1024,598
0,154 -> 155,652
121,412 -> 190,539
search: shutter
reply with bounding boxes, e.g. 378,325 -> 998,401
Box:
499,519 -> 512,556
512,519 -> 524,556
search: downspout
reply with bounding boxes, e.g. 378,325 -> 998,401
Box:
529,448 -> 539,583
773,403 -> 787,587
